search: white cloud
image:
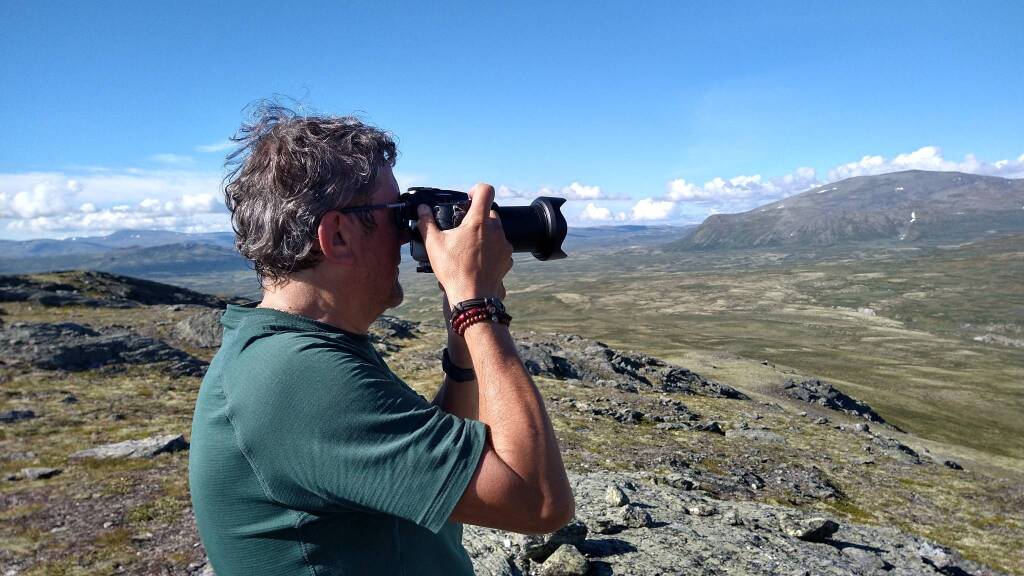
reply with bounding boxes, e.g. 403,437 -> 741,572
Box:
0,168 -> 228,238
667,147 -> 1024,218
562,182 -> 603,200
579,202 -> 613,222
826,146 -> 1024,181
0,179 -> 80,219
150,153 -> 196,166
631,198 -> 676,221
495,181 -> 627,202
196,140 -> 235,153
666,168 -> 817,205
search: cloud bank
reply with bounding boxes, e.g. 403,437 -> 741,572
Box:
0,168 -> 228,238
575,146 -> 1024,226
3,147 -> 1022,236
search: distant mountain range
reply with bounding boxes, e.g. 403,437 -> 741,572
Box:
671,170 -> 1024,250
0,224 -> 688,277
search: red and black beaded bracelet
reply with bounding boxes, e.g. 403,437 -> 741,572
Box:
450,297 -> 512,336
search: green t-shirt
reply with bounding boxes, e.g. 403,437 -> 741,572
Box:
189,304 -> 487,575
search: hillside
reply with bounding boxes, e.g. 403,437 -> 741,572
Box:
1,272 -> 1020,575
671,170 -> 1024,250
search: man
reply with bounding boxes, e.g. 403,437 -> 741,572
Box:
188,105 -> 574,576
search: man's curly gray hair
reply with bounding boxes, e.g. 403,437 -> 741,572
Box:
223,102 -> 397,286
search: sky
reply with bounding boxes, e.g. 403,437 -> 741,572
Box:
1,1 -> 1022,239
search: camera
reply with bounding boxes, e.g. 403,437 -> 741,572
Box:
399,187 -> 567,273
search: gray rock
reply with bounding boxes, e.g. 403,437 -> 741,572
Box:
605,485 -> 630,507
687,504 -> 717,517
0,322 -> 207,376
782,378 -> 886,423
841,546 -> 888,573
726,428 -> 786,444
694,421 -> 724,435
171,309 -> 224,348
515,334 -> 748,399
519,519 -> 588,562
780,516 -> 840,542
465,470 -> 1002,576
70,434 -> 188,460
0,409 -> 35,423
21,467 -> 61,480
853,423 -> 870,432
538,544 -> 589,576
614,504 -> 653,529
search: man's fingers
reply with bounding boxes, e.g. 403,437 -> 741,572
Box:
467,183 -> 496,221
416,204 -> 440,246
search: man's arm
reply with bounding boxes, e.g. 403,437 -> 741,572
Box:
431,291 -> 480,418
417,184 -> 574,535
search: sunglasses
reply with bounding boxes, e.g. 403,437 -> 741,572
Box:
336,201 -> 408,228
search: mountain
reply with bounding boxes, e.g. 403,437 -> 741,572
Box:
0,242 -> 248,276
671,170 -> 1024,250
0,229 -> 236,259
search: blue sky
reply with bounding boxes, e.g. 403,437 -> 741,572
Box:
1,1 -> 1022,239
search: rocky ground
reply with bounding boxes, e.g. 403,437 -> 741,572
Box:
1,271 -> 1022,575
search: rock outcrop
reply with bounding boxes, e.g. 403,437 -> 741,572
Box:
0,321 -> 207,376
781,378 -> 887,423
516,333 -> 747,399
464,470 -> 1003,576
0,270 -> 234,308
69,434 -> 189,460
171,309 -> 225,349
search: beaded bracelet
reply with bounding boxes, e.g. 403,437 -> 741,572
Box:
450,297 -> 512,336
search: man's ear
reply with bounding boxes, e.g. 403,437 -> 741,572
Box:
317,211 -> 356,265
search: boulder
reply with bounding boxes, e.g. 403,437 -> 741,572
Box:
538,544 -> 589,576
0,409 -> 36,423
781,378 -> 886,423
171,309 -> 225,348
0,322 -> 207,376
519,519 -> 588,562
21,467 -> 62,480
516,334 -> 748,400
605,485 -> 630,507
780,516 -> 840,542
70,434 -> 188,460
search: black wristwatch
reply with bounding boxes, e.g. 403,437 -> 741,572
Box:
442,348 -> 476,382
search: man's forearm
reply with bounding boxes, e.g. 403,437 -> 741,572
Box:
432,334 -> 479,419
463,322 -> 570,506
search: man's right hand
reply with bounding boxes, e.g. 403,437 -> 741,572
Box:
416,183 -> 513,305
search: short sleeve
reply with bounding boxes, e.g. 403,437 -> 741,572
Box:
226,343 -> 487,534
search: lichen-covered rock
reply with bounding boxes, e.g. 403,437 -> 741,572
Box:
69,434 -> 188,460
605,485 -> 629,507
518,519 -> 588,562
782,378 -> 886,423
466,471 -> 1000,576
171,309 -> 224,348
516,333 -> 748,399
780,516 -> 840,542
21,467 -> 62,480
538,544 -> 588,576
0,322 -> 207,376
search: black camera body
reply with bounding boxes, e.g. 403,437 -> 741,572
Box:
399,187 -> 568,273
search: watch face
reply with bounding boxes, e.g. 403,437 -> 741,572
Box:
487,298 -> 506,313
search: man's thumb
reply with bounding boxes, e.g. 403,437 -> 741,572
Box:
416,204 -> 439,241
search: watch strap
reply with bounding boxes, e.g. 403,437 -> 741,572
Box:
442,347 -> 476,382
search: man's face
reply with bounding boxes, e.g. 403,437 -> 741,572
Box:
357,166 -> 408,311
